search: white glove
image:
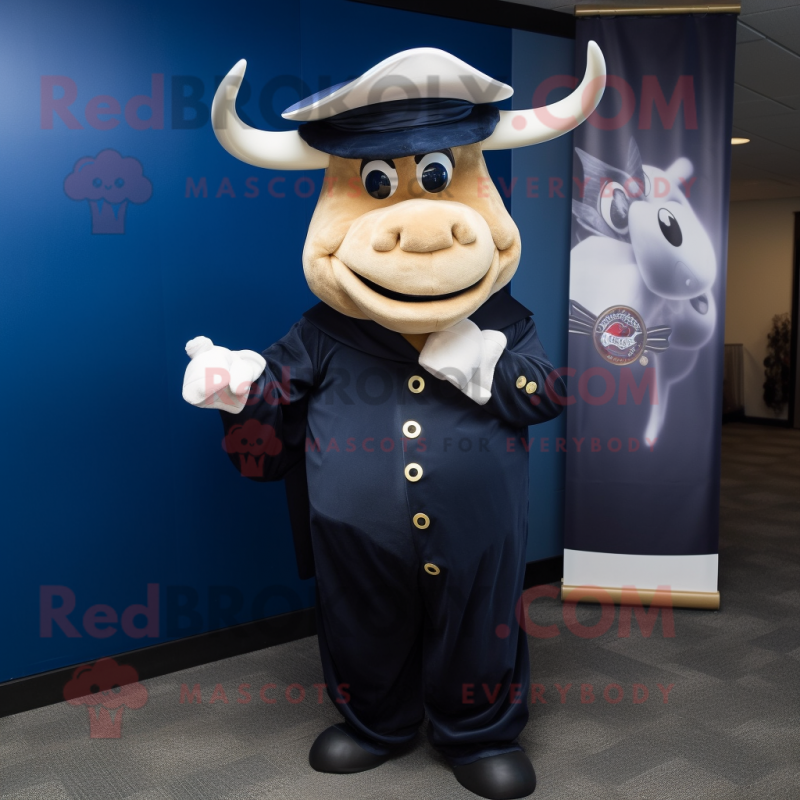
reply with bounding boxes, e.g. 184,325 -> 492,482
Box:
463,330 -> 507,405
182,336 -> 266,413
419,320 -> 506,405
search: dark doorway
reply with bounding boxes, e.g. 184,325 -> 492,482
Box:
791,213 -> 800,428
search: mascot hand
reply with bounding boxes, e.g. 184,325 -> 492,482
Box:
419,318 -> 485,390
419,321 -> 507,404
463,330 -> 507,405
182,336 -> 266,414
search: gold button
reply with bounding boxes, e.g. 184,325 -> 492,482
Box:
404,463 -> 423,482
516,375 -> 527,389
403,420 -> 421,439
525,381 -> 538,394
424,563 -> 441,576
408,375 -> 425,394
413,513 -> 430,529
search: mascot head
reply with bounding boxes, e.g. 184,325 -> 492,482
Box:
212,46 -> 606,334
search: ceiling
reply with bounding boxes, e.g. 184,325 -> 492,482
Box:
507,0 -> 800,201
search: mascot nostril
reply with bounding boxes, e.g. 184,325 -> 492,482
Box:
184,43 -> 606,800
397,223 -> 453,253
373,206 -> 478,255
391,211 -> 476,253
452,219 -> 477,247
370,228 -> 399,252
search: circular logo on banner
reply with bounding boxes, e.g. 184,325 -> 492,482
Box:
593,306 -> 647,366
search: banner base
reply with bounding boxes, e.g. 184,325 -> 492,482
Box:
561,582 -> 720,610
563,549 -> 719,593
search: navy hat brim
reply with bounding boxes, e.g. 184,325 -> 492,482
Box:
298,103 -> 499,161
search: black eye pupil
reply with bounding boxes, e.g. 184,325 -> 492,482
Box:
365,170 -> 391,199
421,162 -> 448,193
610,188 -> 629,229
658,208 -> 683,247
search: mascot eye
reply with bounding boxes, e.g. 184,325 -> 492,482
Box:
361,159 -> 398,200
599,182 -> 630,235
415,151 -> 453,194
115,178 -> 125,188
658,208 -> 683,247
92,177 -> 102,188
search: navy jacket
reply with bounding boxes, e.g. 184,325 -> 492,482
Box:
220,291 -> 565,578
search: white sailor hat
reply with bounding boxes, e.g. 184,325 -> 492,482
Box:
283,48 -> 512,160
283,48 -> 512,121
211,44 -> 606,169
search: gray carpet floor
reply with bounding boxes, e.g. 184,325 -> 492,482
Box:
2,422 -> 799,799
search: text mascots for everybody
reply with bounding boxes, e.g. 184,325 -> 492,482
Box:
182,44 -> 605,800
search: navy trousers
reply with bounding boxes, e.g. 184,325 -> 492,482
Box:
311,508 -> 530,765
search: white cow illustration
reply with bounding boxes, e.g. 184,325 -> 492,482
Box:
569,139 -> 717,443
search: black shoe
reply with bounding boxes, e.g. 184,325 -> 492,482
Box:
452,751 -> 537,799
308,725 -> 391,774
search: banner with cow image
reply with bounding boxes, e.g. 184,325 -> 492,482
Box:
563,13 -> 737,608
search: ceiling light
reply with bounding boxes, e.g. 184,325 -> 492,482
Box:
731,137 -> 750,145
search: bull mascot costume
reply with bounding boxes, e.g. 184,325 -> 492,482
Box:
183,45 -> 605,799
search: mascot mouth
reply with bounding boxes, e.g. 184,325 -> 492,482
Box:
328,251 -> 502,333
355,274 -> 481,303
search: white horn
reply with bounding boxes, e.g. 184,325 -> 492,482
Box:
212,60 -> 330,170
482,42 -> 606,151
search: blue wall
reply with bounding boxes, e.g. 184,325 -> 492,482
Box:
0,0 -> 572,683
511,30 -> 576,562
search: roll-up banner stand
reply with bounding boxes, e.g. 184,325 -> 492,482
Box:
563,6 -> 739,610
